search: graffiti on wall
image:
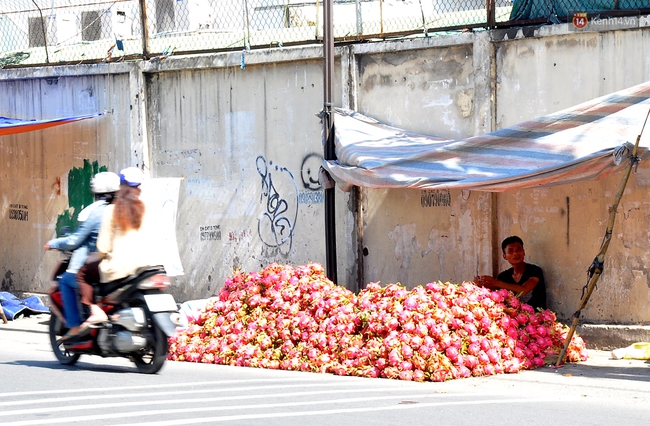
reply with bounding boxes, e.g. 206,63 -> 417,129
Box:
56,159 -> 107,236
200,225 -> 222,241
421,189 -> 451,208
256,156 -> 298,256
298,191 -> 324,204
298,152 -> 324,204
8,204 -> 28,221
300,153 -> 322,190
229,228 -> 253,243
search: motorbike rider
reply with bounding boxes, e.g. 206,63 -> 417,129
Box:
76,166 -> 156,327
45,171 -> 120,339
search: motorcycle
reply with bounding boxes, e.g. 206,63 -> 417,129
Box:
48,254 -> 180,374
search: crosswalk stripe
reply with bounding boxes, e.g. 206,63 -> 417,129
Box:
0,377 -> 321,398
0,389 -> 476,417
4,396 -> 578,426
115,397 -> 582,426
0,380 -> 379,408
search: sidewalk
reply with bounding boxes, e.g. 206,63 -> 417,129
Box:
0,312 -> 50,330
0,313 -> 51,348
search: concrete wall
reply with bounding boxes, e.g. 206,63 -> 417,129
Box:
2,21 -> 650,324
350,24 -> 650,323
492,25 -> 650,322
494,171 -> 650,323
143,53 -> 338,301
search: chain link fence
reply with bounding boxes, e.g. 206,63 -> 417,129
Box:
0,0 -> 647,68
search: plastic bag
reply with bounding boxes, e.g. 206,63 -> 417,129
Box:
611,342 -> 650,360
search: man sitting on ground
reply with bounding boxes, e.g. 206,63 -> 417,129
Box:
474,235 -> 547,310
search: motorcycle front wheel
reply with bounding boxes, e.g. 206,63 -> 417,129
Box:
132,322 -> 168,374
49,315 -> 81,365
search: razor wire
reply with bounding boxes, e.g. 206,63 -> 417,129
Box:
0,0 -> 647,68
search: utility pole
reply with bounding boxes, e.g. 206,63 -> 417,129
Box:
323,0 -> 338,283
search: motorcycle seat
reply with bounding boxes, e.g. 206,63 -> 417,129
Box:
94,266 -> 166,298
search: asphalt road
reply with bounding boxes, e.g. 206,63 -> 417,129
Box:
1,314 -> 650,426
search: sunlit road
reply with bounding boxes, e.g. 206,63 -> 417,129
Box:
1,314 -> 650,425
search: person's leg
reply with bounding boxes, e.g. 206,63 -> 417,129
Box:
77,260 -> 107,324
58,272 -> 82,328
77,260 -> 99,307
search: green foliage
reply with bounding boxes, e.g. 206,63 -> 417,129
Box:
0,52 -> 30,67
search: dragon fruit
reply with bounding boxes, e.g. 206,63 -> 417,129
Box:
167,263 -> 588,382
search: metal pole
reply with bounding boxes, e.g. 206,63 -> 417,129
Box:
356,0 -> 362,38
244,0 -> 251,47
31,0 -> 49,63
323,0 -> 338,283
355,186 -> 364,292
555,109 -> 650,366
379,0 -> 384,36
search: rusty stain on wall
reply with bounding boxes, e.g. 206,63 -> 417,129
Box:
51,176 -> 62,196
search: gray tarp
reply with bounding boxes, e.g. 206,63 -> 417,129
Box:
324,81 -> 650,192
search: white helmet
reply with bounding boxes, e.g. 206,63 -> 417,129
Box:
119,167 -> 144,187
90,171 -> 120,194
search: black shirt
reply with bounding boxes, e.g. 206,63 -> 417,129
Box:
497,263 -> 547,310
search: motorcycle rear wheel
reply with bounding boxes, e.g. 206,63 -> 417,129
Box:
132,323 -> 168,374
49,315 -> 81,365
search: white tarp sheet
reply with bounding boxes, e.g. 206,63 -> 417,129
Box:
140,178 -> 184,277
324,82 -> 650,192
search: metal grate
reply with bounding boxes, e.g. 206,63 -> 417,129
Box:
0,0 -> 144,66
0,0 -> 646,68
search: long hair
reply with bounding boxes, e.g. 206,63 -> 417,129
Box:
112,184 -> 145,231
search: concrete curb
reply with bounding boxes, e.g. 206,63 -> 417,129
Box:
577,324 -> 650,350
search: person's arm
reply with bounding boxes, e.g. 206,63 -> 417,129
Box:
45,218 -> 95,252
474,275 -> 539,297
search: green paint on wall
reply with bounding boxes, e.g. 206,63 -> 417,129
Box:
55,160 -> 107,236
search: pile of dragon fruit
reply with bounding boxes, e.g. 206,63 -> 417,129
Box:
168,263 -> 587,381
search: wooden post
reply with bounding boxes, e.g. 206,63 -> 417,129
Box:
139,0 -> 150,59
556,109 -> 650,365
487,0 -> 496,29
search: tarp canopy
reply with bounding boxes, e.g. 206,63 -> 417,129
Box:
324,81 -> 650,192
0,113 -> 102,137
